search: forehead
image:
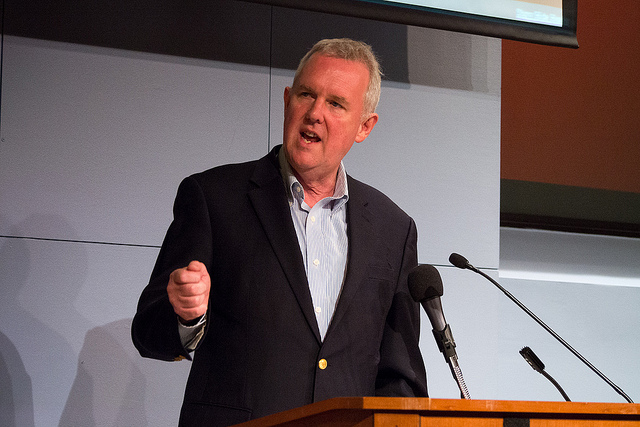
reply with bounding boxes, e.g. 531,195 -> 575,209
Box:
294,54 -> 370,96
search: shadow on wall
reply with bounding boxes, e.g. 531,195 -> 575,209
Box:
60,319 -> 147,426
0,215 -> 34,427
0,331 -> 35,427
0,216 -> 82,426
60,317 -> 191,426
0,214 -> 188,425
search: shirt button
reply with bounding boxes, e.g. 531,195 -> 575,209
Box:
315,306 -> 322,313
313,259 -> 320,266
310,216 -> 316,222
318,359 -> 328,370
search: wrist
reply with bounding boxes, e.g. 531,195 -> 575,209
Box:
178,314 -> 204,327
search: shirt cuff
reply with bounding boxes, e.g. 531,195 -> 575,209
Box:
177,314 -> 206,351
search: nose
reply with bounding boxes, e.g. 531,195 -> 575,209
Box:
305,99 -> 324,124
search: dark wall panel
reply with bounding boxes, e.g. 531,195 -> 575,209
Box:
4,0 -> 273,66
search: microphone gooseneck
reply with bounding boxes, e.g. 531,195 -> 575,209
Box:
449,253 -> 634,404
408,264 -> 471,399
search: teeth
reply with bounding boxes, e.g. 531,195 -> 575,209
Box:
302,131 -> 319,143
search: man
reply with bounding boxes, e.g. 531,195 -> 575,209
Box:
132,38 -> 427,426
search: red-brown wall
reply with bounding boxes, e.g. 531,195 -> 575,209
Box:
501,1 -> 640,193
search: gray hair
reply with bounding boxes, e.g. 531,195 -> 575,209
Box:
293,38 -> 383,117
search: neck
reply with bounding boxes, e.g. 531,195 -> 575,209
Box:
293,169 -> 337,208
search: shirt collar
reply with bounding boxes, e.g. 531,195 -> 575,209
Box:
278,146 -> 349,207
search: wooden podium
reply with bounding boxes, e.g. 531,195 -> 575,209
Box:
234,397 -> 640,426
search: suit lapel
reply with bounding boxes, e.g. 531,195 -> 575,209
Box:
247,148 -> 322,343
327,177 -> 377,334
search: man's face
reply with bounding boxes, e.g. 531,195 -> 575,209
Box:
282,54 -> 378,182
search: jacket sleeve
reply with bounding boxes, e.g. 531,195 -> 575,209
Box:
131,175 -> 213,362
375,218 -> 428,397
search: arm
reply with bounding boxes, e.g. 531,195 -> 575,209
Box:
131,176 -> 213,361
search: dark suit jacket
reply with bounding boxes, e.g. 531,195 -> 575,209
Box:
132,145 -> 427,426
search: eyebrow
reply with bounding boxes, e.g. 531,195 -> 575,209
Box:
296,84 -> 350,108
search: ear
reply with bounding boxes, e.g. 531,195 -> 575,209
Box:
355,113 -> 379,143
283,86 -> 291,111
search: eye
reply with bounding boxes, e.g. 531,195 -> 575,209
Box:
329,100 -> 343,109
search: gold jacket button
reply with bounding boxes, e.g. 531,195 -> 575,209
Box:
318,359 -> 328,370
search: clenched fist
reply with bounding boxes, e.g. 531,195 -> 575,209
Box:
167,260 -> 211,323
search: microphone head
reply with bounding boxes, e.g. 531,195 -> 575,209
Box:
449,253 -> 471,270
408,264 -> 443,303
520,346 -> 546,373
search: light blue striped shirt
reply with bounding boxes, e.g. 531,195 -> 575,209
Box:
279,148 -> 349,340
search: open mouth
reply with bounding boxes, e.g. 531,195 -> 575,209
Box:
301,131 -> 321,143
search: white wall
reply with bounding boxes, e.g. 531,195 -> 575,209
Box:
0,24 -> 501,424
496,228 -> 640,403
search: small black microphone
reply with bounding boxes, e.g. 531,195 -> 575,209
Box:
408,264 -> 470,399
449,252 -> 634,403
449,252 -> 473,270
520,346 -> 571,401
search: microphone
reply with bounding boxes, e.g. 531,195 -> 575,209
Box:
520,346 -> 571,401
449,252 -> 634,403
408,264 -> 471,399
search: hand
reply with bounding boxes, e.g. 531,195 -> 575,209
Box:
167,260 -> 211,323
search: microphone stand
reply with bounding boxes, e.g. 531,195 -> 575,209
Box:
434,325 -> 471,399
450,253 -> 634,404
